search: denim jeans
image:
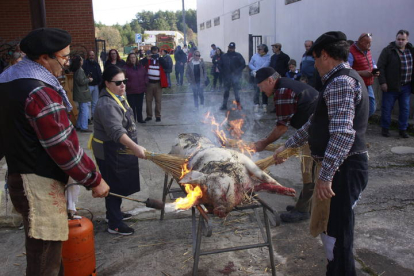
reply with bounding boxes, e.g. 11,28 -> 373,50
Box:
381,84 -> 412,130
223,77 -> 241,106
76,102 -> 89,130
191,82 -> 204,107
8,174 -> 64,276
89,85 -> 99,118
326,153 -> 368,276
366,85 -> 376,117
166,72 -> 171,87
175,65 -> 184,85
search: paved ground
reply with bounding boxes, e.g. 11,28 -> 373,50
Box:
0,89 -> 413,276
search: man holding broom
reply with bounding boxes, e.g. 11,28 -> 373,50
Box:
253,67 -> 319,223
273,31 -> 369,275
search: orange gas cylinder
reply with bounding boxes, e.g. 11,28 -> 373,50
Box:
62,216 -> 97,276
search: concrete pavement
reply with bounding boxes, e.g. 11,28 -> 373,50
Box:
0,89 -> 413,276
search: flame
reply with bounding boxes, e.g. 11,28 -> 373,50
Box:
203,111 -> 228,146
175,184 -> 203,210
228,118 -> 244,139
180,162 -> 191,179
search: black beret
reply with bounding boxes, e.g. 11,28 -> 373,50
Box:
20,28 -> 72,56
307,31 -> 347,55
256,67 -> 276,84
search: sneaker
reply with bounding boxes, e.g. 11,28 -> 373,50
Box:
137,120 -> 146,124
280,210 -> 310,223
88,119 -> 93,125
219,105 -> 227,111
381,128 -> 390,137
80,129 -> 93,133
254,104 -> 259,113
108,223 -> 134,236
156,117 -> 161,122
286,205 -> 295,212
263,105 -> 267,113
145,117 -> 152,121
236,102 -> 243,110
399,130 -> 409,138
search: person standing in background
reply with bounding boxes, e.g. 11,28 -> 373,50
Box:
174,46 -> 187,87
186,50 -> 207,110
249,44 -> 271,112
104,49 -> 126,69
82,50 -> 102,123
270,43 -> 290,77
212,47 -> 224,91
161,49 -> 173,88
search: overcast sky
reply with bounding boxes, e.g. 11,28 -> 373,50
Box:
92,0 -> 197,26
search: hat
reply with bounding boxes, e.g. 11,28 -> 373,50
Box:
256,67 -> 276,84
20,28 -> 72,56
307,31 -> 347,55
228,42 -> 236,48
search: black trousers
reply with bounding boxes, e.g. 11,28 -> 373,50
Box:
127,93 -> 144,122
175,65 -> 184,85
222,77 -> 241,106
213,72 -> 222,89
326,153 -> 368,276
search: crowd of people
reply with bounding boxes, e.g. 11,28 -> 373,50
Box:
0,26 -> 412,276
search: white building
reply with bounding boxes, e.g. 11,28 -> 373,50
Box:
144,30 -> 184,46
196,0 -> 414,64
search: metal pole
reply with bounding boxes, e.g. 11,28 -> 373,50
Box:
29,0 -> 47,29
182,0 -> 186,45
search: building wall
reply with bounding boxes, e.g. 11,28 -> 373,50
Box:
0,0 -> 96,55
197,0 -> 414,64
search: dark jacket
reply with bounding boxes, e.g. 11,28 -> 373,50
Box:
212,54 -> 223,74
186,59 -> 207,85
163,54 -> 173,73
174,49 -> 187,68
270,51 -> 290,77
82,59 -> 102,86
73,68 -> 92,103
124,64 -> 148,94
377,41 -> 414,92
104,59 -> 126,69
221,51 -> 246,78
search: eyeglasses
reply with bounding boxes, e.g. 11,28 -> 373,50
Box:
55,54 -> 70,62
257,48 -> 263,51
194,55 -> 201,57
110,79 -> 128,86
361,33 -> 372,39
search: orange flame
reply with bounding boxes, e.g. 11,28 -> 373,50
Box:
180,162 -> 191,179
175,184 -> 203,210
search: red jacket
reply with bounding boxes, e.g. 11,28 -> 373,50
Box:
349,44 -> 374,86
145,59 -> 168,88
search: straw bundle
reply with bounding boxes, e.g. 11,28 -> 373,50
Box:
255,146 -> 302,170
121,149 -> 187,179
224,138 -> 283,152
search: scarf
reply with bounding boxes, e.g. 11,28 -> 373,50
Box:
0,57 -> 73,111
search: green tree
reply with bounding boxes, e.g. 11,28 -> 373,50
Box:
96,26 -> 122,49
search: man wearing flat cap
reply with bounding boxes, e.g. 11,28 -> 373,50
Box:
220,42 -> 246,110
254,67 -> 319,223
0,28 -> 109,275
273,31 -> 369,275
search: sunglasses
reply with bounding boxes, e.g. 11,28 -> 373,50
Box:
361,33 -> 372,39
110,79 -> 128,86
194,54 -> 201,57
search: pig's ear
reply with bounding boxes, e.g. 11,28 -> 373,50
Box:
179,171 -> 207,185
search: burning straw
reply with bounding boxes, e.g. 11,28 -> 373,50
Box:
255,146 -> 302,170
225,138 -> 283,152
121,149 -> 187,179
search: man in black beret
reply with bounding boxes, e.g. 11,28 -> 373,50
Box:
220,42 -> 246,110
254,67 -> 319,223
273,31 -> 369,275
0,28 -> 109,275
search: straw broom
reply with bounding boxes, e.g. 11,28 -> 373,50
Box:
255,146 -> 302,170
121,149 -> 187,179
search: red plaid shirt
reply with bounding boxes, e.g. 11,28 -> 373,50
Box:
25,86 -> 101,187
273,85 -> 298,126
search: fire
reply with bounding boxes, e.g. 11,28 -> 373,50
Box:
175,184 -> 203,210
180,162 -> 191,179
228,118 -> 244,139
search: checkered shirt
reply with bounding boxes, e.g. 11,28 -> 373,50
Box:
398,48 -> 413,85
273,86 -> 298,126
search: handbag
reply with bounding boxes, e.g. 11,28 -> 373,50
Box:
204,76 -> 210,87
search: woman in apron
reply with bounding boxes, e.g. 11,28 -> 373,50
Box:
92,65 -> 146,235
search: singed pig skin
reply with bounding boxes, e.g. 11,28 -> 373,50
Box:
171,133 -> 295,217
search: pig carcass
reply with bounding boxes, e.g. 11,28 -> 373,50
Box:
170,133 -> 295,217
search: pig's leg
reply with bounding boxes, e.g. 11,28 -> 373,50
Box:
240,155 -> 283,185
253,183 -> 296,197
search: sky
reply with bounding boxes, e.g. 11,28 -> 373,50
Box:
92,0 -> 197,26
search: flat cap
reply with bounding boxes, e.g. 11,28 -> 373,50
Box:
307,31 -> 347,55
228,42 -> 236,48
20,28 -> 72,56
256,67 -> 276,84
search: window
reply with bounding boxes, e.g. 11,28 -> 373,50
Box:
214,17 -> 220,26
285,0 -> 301,4
232,9 -> 240,20
206,20 -> 211,28
200,23 -> 205,30
249,2 -> 260,16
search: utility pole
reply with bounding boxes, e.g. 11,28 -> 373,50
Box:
182,0 -> 186,45
29,0 -> 47,29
